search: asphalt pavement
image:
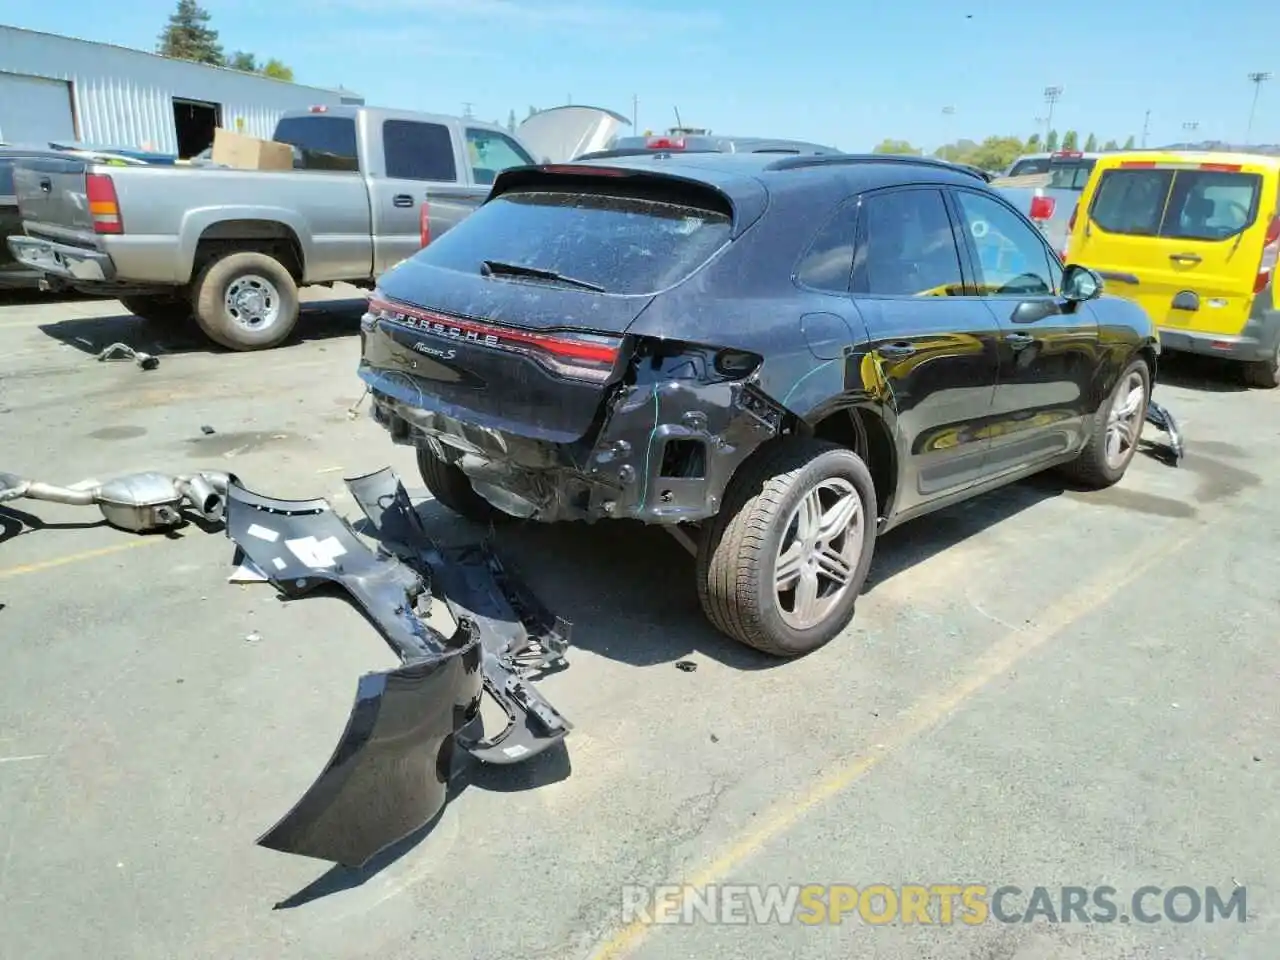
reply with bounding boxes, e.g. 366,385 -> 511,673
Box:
0,289 -> 1276,960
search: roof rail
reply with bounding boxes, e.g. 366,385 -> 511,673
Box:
764,152 -> 990,181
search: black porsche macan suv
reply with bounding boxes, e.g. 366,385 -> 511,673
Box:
358,152 -> 1160,657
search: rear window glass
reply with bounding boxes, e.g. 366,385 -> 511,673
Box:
272,116 -> 359,172
1046,159 -> 1096,190
1009,158 -> 1050,176
414,188 -> 732,295
0,161 -> 14,197
1090,168 -> 1262,241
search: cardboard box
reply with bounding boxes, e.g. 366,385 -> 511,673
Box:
210,128 -> 294,171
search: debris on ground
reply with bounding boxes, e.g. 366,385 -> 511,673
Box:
201,425 -> 216,435
675,660 -> 697,673
1145,399 -> 1186,466
223,466 -> 573,868
0,469 -> 233,532
96,342 -> 159,370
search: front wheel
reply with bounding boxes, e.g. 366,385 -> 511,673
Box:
695,438 -> 878,658
1059,358 -> 1150,488
192,251 -> 299,351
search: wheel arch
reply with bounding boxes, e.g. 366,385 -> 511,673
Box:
803,402 -> 898,521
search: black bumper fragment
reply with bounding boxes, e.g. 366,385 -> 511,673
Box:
224,468 -> 572,868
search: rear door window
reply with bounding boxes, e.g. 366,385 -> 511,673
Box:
795,200 -> 857,292
415,187 -> 732,295
272,116 -> 359,172
1009,158 -> 1051,176
1090,168 -> 1261,240
853,188 -> 966,297
1046,159 -> 1096,190
465,129 -> 534,185
383,120 -> 457,182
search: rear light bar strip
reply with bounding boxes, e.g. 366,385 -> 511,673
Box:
368,297 -> 622,381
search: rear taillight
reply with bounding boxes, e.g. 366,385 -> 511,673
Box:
646,137 -> 685,150
1029,194 -> 1056,221
85,173 -> 122,234
1254,215 -> 1280,294
367,298 -> 623,383
419,203 -> 431,248
1061,205 -> 1079,261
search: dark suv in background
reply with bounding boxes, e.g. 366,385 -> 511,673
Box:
358,152 -> 1160,657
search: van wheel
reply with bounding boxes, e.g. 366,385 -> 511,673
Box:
1060,358 -> 1150,488
120,294 -> 192,324
1243,344 -> 1280,388
193,251 -> 299,351
416,447 -> 512,524
695,438 -> 877,658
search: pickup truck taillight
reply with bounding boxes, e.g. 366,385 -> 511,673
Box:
1028,194 -> 1056,221
85,173 -> 123,234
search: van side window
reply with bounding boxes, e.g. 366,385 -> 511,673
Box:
794,200 -> 857,292
1090,169 -> 1173,236
383,120 -> 458,182
1164,171 -> 1262,241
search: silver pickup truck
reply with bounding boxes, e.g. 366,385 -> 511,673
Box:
991,151 -> 1100,259
7,104 -> 626,350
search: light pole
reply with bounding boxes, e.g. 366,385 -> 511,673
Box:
1043,86 -> 1063,140
1182,120 -> 1199,143
1246,72 -> 1271,143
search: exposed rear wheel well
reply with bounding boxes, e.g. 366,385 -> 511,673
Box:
192,220 -> 304,282
1138,344 -> 1158,387
810,406 -> 896,517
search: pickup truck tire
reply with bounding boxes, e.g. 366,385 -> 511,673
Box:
1059,358 -> 1150,488
120,295 -> 192,324
193,251 -> 299,351
695,438 -> 877,658
416,447 -> 513,524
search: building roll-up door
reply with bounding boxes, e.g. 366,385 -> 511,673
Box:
0,73 -> 76,146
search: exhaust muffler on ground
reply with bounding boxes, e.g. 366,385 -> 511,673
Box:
0,470 -> 235,532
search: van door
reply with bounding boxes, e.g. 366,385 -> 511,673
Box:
1072,159 -> 1277,340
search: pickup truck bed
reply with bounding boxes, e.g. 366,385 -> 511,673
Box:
6,105 -> 626,350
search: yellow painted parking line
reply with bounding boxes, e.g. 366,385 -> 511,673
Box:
0,538 -> 162,580
589,523 -> 1204,959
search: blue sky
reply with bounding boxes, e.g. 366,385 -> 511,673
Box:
6,0 -> 1279,150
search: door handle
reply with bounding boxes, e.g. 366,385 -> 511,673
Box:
1005,332 -> 1035,349
1169,252 -> 1201,263
878,342 -> 916,358
392,194 -> 414,208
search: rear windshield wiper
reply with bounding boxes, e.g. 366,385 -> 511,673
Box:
480,259 -> 605,293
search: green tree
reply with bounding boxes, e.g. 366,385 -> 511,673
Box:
871,139 -> 921,155
965,135 -> 1026,171
262,58 -> 293,82
158,0 -> 224,65
1045,129 -> 1060,151
507,109 -> 517,133
1103,139 -> 1119,151
228,51 -> 257,72
1061,130 -> 1079,151
1083,133 -> 1098,152
1122,135 -> 1136,149
1024,132 -> 1042,152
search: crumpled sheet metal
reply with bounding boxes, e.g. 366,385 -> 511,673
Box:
223,468 -> 571,868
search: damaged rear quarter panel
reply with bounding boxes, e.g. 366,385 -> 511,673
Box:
604,184 -> 880,520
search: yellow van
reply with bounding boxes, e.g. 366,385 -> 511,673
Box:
1063,150 -> 1280,387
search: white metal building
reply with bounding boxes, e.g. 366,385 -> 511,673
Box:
0,26 -> 363,157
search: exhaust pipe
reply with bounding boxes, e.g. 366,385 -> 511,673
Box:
0,469 -> 236,532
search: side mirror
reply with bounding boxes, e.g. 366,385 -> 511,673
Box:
1062,263 -> 1103,302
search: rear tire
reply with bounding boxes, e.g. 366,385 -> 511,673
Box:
695,437 -> 877,658
1059,358 -> 1150,489
416,447 -> 512,524
120,294 -> 192,324
1242,343 -> 1280,388
192,251 -> 299,351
